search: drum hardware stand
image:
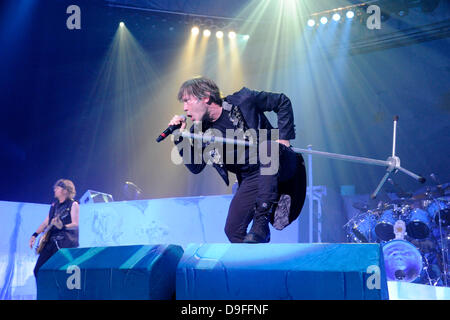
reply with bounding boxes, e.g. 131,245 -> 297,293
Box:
423,174 -> 449,286
422,255 -> 435,286
434,199 -> 449,286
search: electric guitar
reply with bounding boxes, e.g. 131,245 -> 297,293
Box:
36,208 -> 70,254
36,219 -> 58,254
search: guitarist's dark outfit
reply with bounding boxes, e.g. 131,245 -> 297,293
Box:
33,198 -> 79,278
175,87 -> 307,243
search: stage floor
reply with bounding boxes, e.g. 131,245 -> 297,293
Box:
387,281 -> 450,300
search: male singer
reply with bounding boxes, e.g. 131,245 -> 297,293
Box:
166,77 -> 306,243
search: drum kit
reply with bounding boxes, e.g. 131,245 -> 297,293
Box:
346,182 -> 450,286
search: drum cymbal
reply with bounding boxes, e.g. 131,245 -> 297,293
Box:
352,202 -> 369,211
388,199 -> 418,205
412,185 -> 447,200
383,240 -> 423,282
352,201 -> 386,212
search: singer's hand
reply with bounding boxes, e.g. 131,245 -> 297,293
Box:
168,115 -> 187,132
276,139 -> 290,148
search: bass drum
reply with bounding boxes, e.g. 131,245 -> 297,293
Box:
382,239 -> 423,282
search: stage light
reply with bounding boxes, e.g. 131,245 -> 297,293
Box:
346,11 -> 354,19
243,34 -> 250,40
119,22 -> 125,28
203,29 -> 211,37
191,26 -> 199,35
320,17 -> 328,24
307,19 -> 315,27
332,13 -> 341,21
216,31 -> 223,39
228,31 -> 236,39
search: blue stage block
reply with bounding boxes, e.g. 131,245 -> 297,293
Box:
37,244 -> 184,300
176,243 -> 388,300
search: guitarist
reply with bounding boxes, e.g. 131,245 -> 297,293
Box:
168,77 -> 306,243
29,179 -> 80,279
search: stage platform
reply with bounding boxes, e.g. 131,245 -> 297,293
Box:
388,281 -> 450,300
1,198 -> 449,300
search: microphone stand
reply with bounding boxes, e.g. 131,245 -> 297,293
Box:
293,116 -> 425,199
177,115 -> 425,199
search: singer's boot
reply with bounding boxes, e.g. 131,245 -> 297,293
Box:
243,202 -> 275,243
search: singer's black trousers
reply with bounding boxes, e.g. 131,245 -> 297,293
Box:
224,143 -> 300,243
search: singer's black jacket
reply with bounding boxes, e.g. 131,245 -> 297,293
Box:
174,87 -> 296,186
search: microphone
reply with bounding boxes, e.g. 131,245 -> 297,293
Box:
156,115 -> 186,143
